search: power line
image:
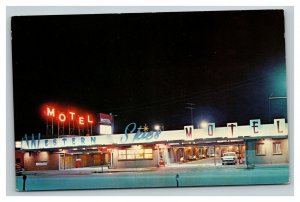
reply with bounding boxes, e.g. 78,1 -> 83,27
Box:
110,75 -> 268,114
185,103 -> 196,126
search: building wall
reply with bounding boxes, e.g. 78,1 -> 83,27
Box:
246,138 -> 288,165
24,151 -> 59,171
15,151 -> 24,167
112,147 -> 159,168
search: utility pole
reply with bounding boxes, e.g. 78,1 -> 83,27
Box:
110,113 -> 119,134
268,96 -> 287,122
185,103 -> 196,126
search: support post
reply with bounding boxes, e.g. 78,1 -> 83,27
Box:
22,174 -> 27,191
214,145 -> 216,166
64,153 -> 66,170
176,174 -> 179,187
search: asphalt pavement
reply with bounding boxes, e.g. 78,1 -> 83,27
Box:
16,163 -> 289,191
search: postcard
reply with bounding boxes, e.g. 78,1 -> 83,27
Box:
12,10 -> 289,191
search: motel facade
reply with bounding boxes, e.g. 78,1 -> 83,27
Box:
15,118 -> 288,171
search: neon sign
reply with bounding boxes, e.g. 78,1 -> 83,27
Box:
44,106 -> 93,125
121,122 -> 161,143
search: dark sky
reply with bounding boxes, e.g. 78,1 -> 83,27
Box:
12,10 -> 287,140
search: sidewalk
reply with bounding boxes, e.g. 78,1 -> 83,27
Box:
22,166 -> 160,176
22,163 -> 288,176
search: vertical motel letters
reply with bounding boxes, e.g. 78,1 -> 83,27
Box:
250,119 -> 261,134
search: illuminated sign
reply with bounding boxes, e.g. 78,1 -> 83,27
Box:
121,123 -> 161,143
99,113 -> 113,125
20,119 -> 288,150
100,125 -> 112,135
44,106 -> 93,125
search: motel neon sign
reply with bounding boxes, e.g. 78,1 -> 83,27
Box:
45,107 -> 93,125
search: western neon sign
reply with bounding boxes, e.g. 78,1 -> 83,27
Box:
45,107 -> 93,125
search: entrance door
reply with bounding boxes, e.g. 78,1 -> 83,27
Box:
79,154 -> 90,167
60,154 -> 75,169
100,153 -> 108,165
93,154 -> 101,166
91,153 -> 108,166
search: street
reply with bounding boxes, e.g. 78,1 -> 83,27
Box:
16,164 -> 289,191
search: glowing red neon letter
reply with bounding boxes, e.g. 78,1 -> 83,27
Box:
87,115 -> 93,123
69,112 -> 75,120
47,107 -> 55,117
58,113 -> 66,122
79,117 -> 85,125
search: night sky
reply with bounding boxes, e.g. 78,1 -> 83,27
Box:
12,10 -> 287,140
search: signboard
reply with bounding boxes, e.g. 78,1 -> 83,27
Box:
100,125 -> 112,135
44,106 -> 94,125
36,161 -> 48,166
99,113 -> 113,125
41,104 -> 95,136
249,119 -> 261,134
20,119 -> 288,150
184,125 -> 194,139
274,118 -> 286,134
227,122 -> 238,136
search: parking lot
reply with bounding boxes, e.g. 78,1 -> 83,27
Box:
178,157 -> 244,166
16,164 -> 289,191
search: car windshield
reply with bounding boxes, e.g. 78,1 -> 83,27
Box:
224,153 -> 235,156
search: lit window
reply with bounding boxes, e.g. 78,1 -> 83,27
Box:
118,150 -> 127,160
127,154 -> 135,159
144,149 -> 153,159
134,148 -> 143,159
273,143 -> 282,155
144,149 -> 152,153
118,148 -> 153,160
126,150 -> 135,155
256,143 -> 266,155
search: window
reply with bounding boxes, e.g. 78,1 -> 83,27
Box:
144,149 -> 153,159
273,143 -> 282,155
118,150 -> 127,160
118,148 -> 153,160
126,149 -> 135,159
256,143 -> 266,155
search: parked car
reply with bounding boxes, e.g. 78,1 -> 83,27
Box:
221,152 -> 237,165
187,155 -> 197,161
16,164 -> 24,175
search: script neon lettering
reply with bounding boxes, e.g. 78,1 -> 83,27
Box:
121,123 -> 136,142
121,123 -> 161,143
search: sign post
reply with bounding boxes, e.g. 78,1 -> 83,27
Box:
22,174 -> 27,191
176,174 -> 179,187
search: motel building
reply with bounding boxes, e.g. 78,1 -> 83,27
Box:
15,118 -> 288,171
